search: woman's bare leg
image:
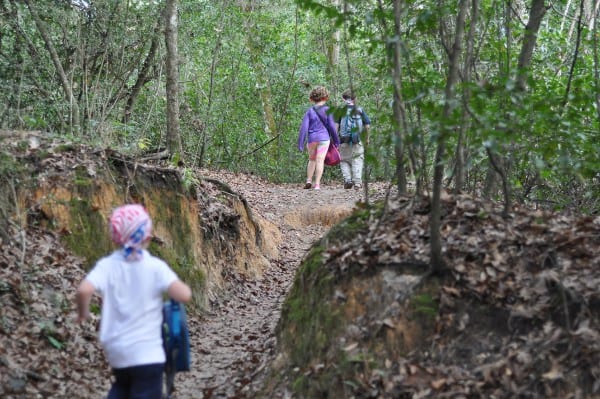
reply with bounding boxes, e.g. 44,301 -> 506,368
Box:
306,159 -> 316,183
313,146 -> 328,187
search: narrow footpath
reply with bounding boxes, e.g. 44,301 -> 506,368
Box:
173,173 -> 378,398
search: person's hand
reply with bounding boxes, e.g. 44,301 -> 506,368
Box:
76,280 -> 95,324
76,310 -> 90,324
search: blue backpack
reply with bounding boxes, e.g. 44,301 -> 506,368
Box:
339,107 -> 364,144
162,299 -> 190,398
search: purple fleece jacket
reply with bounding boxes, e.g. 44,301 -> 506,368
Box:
297,105 -> 339,151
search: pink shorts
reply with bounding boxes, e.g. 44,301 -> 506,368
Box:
307,141 -> 330,161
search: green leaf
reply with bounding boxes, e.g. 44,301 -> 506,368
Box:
90,303 -> 101,315
47,336 -> 64,350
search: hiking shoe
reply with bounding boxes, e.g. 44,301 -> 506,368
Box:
344,181 -> 353,189
354,183 -> 363,190
304,182 -> 312,189
314,184 -> 321,190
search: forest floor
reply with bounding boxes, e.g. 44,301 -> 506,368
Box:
173,170 -> 389,398
1,137 -> 598,398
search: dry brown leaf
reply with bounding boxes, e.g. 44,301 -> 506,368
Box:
430,378 -> 447,390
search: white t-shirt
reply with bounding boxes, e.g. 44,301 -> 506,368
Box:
85,249 -> 178,368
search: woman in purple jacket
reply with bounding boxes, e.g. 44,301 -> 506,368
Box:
297,86 -> 339,190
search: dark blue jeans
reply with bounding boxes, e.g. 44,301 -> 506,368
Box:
108,363 -> 164,399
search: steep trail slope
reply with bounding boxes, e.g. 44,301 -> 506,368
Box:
174,172 -> 386,398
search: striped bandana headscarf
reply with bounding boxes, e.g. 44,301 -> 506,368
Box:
109,204 -> 152,261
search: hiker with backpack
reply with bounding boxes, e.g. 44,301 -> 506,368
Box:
75,204 -> 192,399
335,89 -> 371,189
297,85 -> 340,190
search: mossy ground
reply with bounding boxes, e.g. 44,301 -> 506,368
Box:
274,203 -> 383,397
269,200 -> 440,399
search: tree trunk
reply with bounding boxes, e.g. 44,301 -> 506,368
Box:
430,0 -> 468,273
23,0 -> 80,135
562,0 -> 585,110
376,0 -> 408,195
195,4 -> 228,167
484,0 -> 513,199
164,0 -> 183,159
589,0 -> 600,33
391,0 -> 408,195
561,0 -> 573,33
241,0 -> 278,153
454,0 -> 479,193
327,0 -> 341,86
593,0 -> 600,122
485,0 -> 548,210
123,23 -> 161,124
516,0 -> 548,90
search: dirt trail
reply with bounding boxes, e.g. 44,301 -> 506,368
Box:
173,176 -> 378,398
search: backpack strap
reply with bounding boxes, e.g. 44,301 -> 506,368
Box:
312,106 -> 335,139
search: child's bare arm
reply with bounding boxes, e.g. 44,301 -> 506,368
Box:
76,280 -> 95,323
168,280 -> 192,303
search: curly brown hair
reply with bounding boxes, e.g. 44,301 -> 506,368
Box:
309,86 -> 329,102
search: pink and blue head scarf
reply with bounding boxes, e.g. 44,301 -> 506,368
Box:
109,204 -> 152,261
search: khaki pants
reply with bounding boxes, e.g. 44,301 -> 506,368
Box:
339,142 -> 364,185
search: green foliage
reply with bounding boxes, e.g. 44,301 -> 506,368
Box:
181,167 -> 200,193
46,335 -> 64,350
40,322 -> 64,350
0,151 -> 21,179
89,303 -> 101,316
410,293 -> 438,318
0,0 -> 597,211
